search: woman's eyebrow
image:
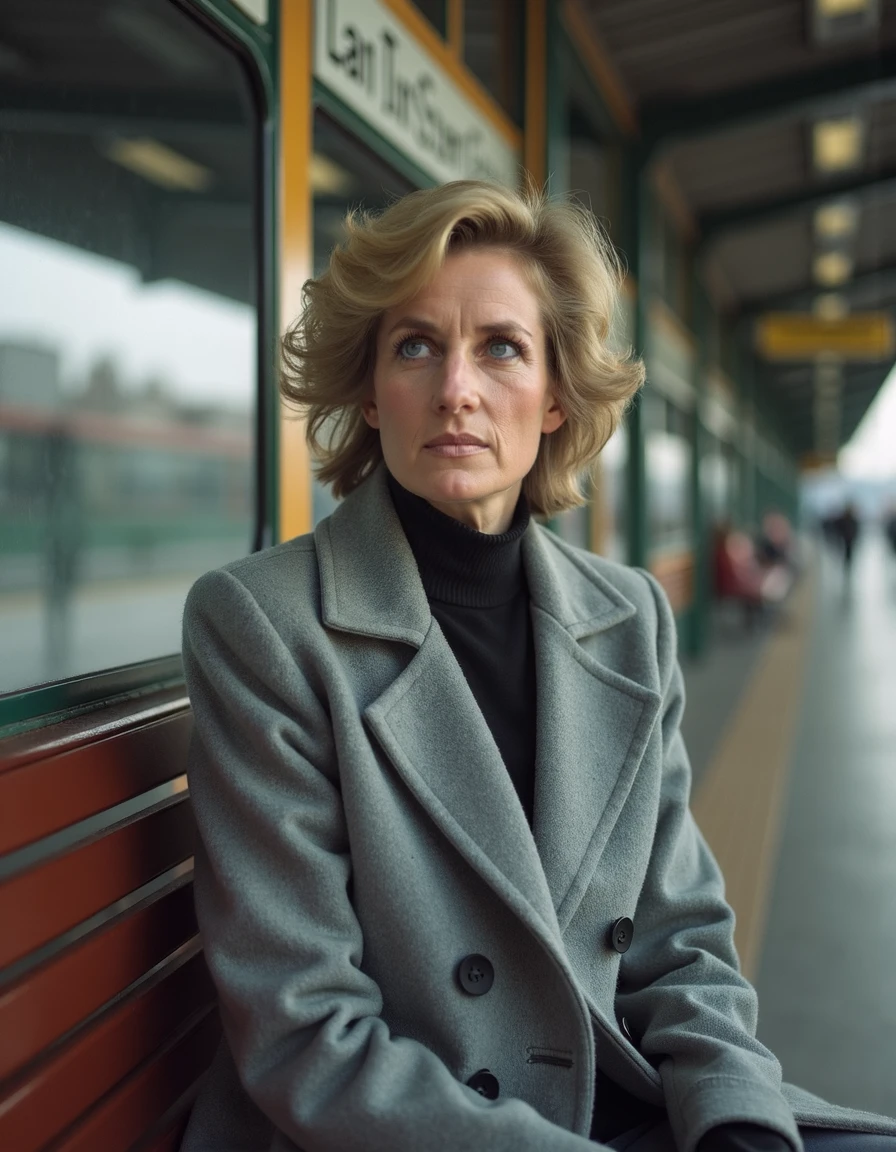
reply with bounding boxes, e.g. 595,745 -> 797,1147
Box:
478,322 -> 534,338
386,316 -> 439,336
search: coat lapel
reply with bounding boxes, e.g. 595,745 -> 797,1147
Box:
363,623 -> 560,934
315,467 -> 559,936
315,466 -> 663,939
523,528 -> 662,932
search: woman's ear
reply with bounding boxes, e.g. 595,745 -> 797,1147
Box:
541,390 -> 567,435
361,395 -> 380,429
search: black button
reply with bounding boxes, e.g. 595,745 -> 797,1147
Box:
619,1015 -> 635,1044
608,917 -> 634,954
466,1069 -> 500,1099
457,954 -> 494,996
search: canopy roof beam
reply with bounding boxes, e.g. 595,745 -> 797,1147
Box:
698,169 -> 896,247
742,263 -> 896,314
642,49 -> 896,155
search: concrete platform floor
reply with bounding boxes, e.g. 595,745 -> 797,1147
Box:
681,531 -> 896,1118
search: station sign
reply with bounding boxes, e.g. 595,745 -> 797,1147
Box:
315,0 -> 520,187
756,313 -> 895,360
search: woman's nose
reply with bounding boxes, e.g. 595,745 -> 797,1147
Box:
433,350 -> 479,413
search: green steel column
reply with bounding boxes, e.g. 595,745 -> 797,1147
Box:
545,3 -> 568,199
689,280 -> 710,657
734,323 -> 757,530
625,148 -> 650,570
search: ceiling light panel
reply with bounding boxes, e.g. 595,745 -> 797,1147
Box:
814,251 -> 854,287
817,0 -> 870,15
814,294 -> 850,319
102,138 -> 214,192
813,0 -> 878,42
814,201 -> 859,240
813,117 -> 864,173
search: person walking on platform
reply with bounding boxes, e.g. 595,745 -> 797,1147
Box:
832,502 -> 861,577
884,503 -> 896,560
180,182 -> 896,1152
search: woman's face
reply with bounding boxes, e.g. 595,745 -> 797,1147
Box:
363,247 -> 566,534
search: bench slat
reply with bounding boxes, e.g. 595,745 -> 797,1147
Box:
0,711 -> 192,856
1,798 -> 194,970
0,879 -> 197,1082
0,950 -> 215,1152
48,1008 -> 220,1152
0,688 -> 188,774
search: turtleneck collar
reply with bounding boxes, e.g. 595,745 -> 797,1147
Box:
386,471 -> 530,608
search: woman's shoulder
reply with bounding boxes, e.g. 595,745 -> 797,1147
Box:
185,532 -> 322,634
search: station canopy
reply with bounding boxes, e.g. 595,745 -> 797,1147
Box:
582,0 -> 896,461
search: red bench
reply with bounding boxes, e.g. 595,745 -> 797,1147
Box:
0,687 -> 218,1152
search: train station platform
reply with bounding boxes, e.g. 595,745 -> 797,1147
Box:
681,530 -> 896,1119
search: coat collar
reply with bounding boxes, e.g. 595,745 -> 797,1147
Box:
315,463 -> 635,644
314,465 -> 660,939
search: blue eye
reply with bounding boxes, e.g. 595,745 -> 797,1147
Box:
489,341 -> 519,359
397,338 -> 431,359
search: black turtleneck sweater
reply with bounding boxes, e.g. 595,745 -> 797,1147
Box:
387,472 -> 537,825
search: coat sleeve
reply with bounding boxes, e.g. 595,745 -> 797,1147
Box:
183,566 -> 599,1152
614,570 -> 802,1152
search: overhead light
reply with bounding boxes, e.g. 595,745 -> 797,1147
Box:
813,117 -> 864,173
813,0 -> 879,42
311,152 -> 355,197
814,293 -> 850,319
814,201 -> 859,240
816,0 -> 871,14
814,251 -> 853,286
102,138 -> 214,192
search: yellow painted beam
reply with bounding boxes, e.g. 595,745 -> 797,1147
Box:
447,0 -> 464,58
524,0 -> 547,188
278,0 -> 313,542
560,0 -> 637,137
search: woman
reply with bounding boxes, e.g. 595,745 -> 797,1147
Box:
180,181 -> 896,1152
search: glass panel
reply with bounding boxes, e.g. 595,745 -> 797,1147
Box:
0,0 -> 258,695
645,394 -> 693,554
700,436 -> 733,528
599,424 -> 628,562
567,106 -> 619,240
411,0 -> 447,36
552,500 -> 590,549
463,0 -> 523,125
310,111 -> 417,525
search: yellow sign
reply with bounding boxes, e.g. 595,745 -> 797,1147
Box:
757,313 -> 895,360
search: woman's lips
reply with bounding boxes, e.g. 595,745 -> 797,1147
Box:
423,435 -> 489,457
424,442 -> 489,457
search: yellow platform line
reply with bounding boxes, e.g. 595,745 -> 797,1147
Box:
690,570 -> 815,982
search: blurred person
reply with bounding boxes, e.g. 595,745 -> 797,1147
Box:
832,502 -> 861,576
179,182 -> 896,1152
884,502 -> 896,559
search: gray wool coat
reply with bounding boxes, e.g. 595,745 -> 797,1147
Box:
180,464 -> 896,1152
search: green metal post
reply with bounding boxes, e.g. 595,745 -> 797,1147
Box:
689,279 -> 710,657
626,147 -> 651,570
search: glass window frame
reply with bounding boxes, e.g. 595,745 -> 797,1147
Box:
0,0 -> 275,733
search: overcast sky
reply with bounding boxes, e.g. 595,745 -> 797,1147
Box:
839,362 -> 896,481
0,220 -> 892,478
0,222 -> 254,408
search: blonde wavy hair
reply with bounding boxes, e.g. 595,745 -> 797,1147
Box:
281,180 -> 644,515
